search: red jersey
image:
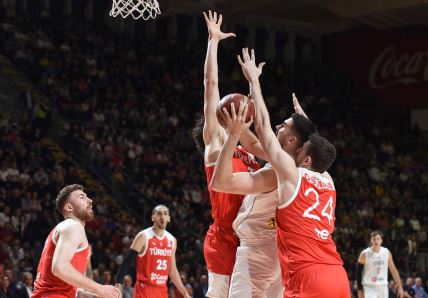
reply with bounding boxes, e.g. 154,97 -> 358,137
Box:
205,146 -> 260,227
136,228 -> 175,288
32,220 -> 90,298
276,168 -> 343,283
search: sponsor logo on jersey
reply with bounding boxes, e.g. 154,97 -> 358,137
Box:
267,217 -> 276,229
372,260 -> 385,266
150,273 -> 168,284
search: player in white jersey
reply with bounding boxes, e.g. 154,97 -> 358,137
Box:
357,231 -> 404,298
211,96 -> 316,297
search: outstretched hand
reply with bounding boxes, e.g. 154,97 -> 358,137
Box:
292,93 -> 308,118
237,48 -> 266,83
222,99 -> 253,138
203,10 -> 236,41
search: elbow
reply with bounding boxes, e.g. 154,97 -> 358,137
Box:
51,261 -> 68,279
210,179 -> 225,193
51,262 -> 64,278
210,180 -> 220,192
203,78 -> 218,87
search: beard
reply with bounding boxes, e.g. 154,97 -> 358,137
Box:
75,207 -> 95,222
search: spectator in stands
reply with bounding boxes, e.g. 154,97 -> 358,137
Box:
0,13 -> 426,293
0,275 -> 12,298
121,275 -> 133,298
413,277 -> 428,298
101,271 -> 113,286
193,274 -> 208,298
15,272 -> 33,298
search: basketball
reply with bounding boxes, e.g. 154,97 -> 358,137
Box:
216,93 -> 256,127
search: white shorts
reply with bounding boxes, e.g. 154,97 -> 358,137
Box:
229,243 -> 283,298
207,272 -> 230,298
363,284 -> 388,298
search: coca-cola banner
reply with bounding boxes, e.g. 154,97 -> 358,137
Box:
323,28 -> 428,107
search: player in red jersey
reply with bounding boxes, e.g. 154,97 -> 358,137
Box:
115,205 -> 190,298
238,48 -> 350,298
199,10 -> 263,298
32,184 -> 121,298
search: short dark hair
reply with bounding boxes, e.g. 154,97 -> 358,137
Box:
370,230 -> 383,238
306,134 -> 336,173
192,116 -> 205,155
56,184 -> 83,214
152,204 -> 169,214
291,113 -> 317,146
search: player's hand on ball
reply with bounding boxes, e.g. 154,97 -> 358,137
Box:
222,98 -> 253,138
238,48 -> 265,83
203,10 -> 236,41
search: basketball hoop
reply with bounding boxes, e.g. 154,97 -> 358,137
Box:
110,0 -> 161,20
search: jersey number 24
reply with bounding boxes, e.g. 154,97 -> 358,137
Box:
302,187 -> 334,240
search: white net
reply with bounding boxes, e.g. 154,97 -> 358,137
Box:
110,0 -> 161,20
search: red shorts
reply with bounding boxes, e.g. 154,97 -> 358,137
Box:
134,282 -> 168,298
284,264 -> 350,298
204,223 -> 239,275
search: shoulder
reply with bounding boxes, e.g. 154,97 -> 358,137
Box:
53,219 -> 86,245
359,248 -> 369,259
321,171 -> 334,184
136,228 -> 152,240
165,230 -> 176,242
383,247 -> 391,256
56,219 -> 85,236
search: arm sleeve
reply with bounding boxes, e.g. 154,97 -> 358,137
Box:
115,249 -> 138,283
356,263 -> 364,290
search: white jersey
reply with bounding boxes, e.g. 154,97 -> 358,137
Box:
229,165 -> 282,298
362,247 -> 389,286
232,184 -> 278,242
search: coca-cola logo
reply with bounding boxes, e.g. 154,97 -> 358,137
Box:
368,46 -> 428,89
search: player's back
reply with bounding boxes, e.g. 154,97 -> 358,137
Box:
276,167 -> 343,275
135,227 -> 175,287
205,145 -> 260,227
32,219 -> 89,298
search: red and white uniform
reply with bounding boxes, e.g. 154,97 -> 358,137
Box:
276,168 -> 349,298
32,219 -> 89,298
134,228 -> 175,298
204,145 -> 259,298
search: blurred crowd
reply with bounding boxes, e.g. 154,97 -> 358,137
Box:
0,12 -> 427,298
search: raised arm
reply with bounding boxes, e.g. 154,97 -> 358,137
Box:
202,11 -> 235,148
239,128 -> 267,160
388,251 -> 404,298
169,239 -> 191,298
52,223 -> 121,298
210,101 -> 276,194
238,48 -> 299,195
292,93 -> 309,119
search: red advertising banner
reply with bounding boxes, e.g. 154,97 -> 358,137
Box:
323,28 -> 428,108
